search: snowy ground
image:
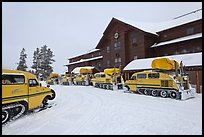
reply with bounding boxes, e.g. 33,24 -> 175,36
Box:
2,83 -> 202,135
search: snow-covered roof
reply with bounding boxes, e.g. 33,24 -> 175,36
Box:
116,10 -> 202,35
68,56 -> 103,66
71,66 -> 95,74
124,52 -> 202,71
151,33 -> 202,48
68,49 -> 101,59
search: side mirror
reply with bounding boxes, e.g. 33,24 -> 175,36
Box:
47,84 -> 50,87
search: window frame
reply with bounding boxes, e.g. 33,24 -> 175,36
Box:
29,79 -> 39,87
2,74 -> 25,85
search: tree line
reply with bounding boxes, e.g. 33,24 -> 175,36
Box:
16,45 -> 55,80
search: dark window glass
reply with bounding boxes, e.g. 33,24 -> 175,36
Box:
148,73 -> 160,78
130,76 -> 136,80
2,74 -> 25,85
114,41 -> 121,50
29,79 -> 39,87
137,74 -> 146,79
186,28 -> 194,35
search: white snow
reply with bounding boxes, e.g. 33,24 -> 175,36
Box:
68,49 -> 101,60
71,66 -> 95,74
2,83 -> 202,135
124,52 -> 202,71
68,56 -> 103,66
151,33 -> 202,48
116,9 -> 202,35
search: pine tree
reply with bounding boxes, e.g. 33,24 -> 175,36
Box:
17,48 -> 28,71
31,48 -> 41,78
38,45 -> 55,79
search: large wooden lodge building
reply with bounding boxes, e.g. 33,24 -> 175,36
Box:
66,11 -> 202,92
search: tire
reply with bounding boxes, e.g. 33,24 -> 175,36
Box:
42,97 -> 49,107
151,90 -> 157,97
160,90 -> 168,98
49,89 -> 56,100
2,109 -> 11,124
144,89 -> 148,95
125,86 -> 130,91
137,88 -> 144,94
170,91 -> 178,99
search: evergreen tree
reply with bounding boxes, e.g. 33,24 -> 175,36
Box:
31,48 -> 41,78
37,45 -> 55,79
17,48 -> 28,71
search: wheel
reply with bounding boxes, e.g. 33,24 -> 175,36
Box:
49,89 -> 56,100
160,90 -> 168,98
42,97 -> 49,107
170,91 -> 178,99
144,89 -> 148,95
137,88 -> 144,94
125,86 -> 130,91
2,109 -> 11,124
151,90 -> 157,97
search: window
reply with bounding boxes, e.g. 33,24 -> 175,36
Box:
132,36 -> 138,44
137,74 -> 146,79
130,76 -> 136,80
2,74 -> 25,85
107,46 -> 110,53
148,73 -> 159,78
98,63 -> 101,69
115,58 -> 121,63
107,60 -> 110,67
186,28 -> 194,35
29,79 -> 39,87
95,74 -> 100,78
114,41 -> 121,50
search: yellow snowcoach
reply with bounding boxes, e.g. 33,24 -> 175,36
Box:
73,68 -> 93,86
91,68 -> 124,90
2,69 -> 56,124
124,58 -> 195,100
46,73 -> 60,85
60,73 -> 74,85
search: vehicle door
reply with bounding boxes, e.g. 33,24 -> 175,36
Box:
28,79 -> 44,109
128,75 -> 137,91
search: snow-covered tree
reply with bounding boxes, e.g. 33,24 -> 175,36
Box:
36,45 -> 55,79
31,48 -> 41,78
17,48 -> 28,71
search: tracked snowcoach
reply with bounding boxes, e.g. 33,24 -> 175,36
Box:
2,69 -> 56,124
46,73 -> 60,85
91,68 -> 124,90
60,73 -> 74,85
124,58 -> 195,100
73,68 -> 93,86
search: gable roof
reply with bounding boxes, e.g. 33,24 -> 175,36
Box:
115,10 -> 202,34
124,52 -> 202,71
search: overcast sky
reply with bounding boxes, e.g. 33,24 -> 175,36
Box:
2,2 -> 202,74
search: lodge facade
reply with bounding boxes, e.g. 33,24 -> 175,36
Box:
66,15 -> 202,88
